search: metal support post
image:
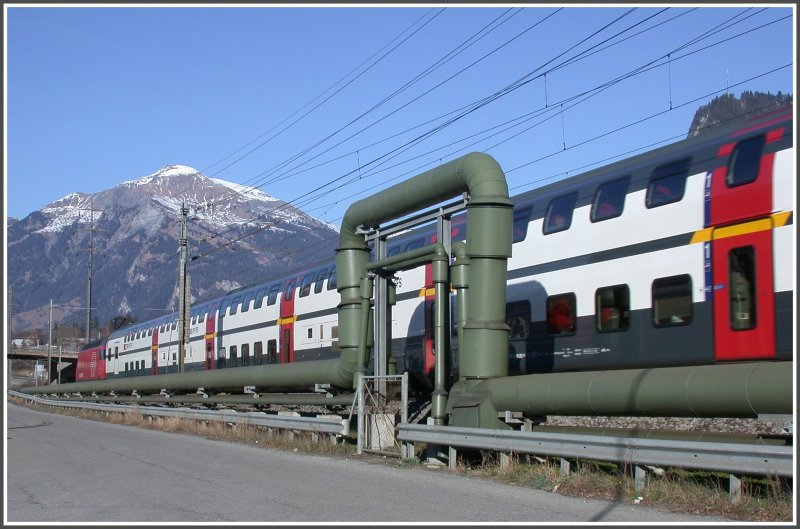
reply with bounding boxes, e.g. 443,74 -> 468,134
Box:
48,299 -> 53,385
356,372 -> 365,455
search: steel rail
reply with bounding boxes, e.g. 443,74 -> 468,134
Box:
397,423 -> 793,478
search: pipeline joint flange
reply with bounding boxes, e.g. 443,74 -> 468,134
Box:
244,385 -> 259,398
196,387 -> 208,399
160,388 -> 171,399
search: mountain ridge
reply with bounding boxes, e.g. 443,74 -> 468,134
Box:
8,165 -> 340,336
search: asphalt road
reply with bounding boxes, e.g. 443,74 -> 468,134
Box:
6,401 -> 730,524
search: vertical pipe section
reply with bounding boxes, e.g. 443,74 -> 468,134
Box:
450,242 -> 469,384
431,245 -> 450,425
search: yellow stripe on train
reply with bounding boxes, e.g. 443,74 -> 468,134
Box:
690,211 -> 792,244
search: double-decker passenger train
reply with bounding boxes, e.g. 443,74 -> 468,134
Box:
76,104 -> 794,392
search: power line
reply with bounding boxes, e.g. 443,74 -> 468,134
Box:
148,10 -> 791,274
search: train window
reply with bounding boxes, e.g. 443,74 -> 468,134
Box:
595,285 -> 630,332
229,296 -> 242,315
230,345 -> 238,367
284,279 -> 296,301
727,135 -> 765,187
729,246 -> 757,330
646,158 -> 690,208
241,343 -> 250,366
547,293 -> 576,335
543,192 -> 578,235
254,288 -> 267,309
241,293 -> 253,313
299,273 -> 314,298
267,284 -> 280,306
218,298 -> 229,318
652,274 -> 692,327
148,329 -> 152,336
267,339 -> 277,364
115,347 -> 119,360
327,268 -> 338,291
254,341 -> 263,365
506,300 -> 531,340
217,347 -> 226,369
591,176 -> 630,222
512,206 -> 532,242
314,268 -> 328,294
331,326 -> 339,353
307,327 -> 313,339
172,322 -> 177,331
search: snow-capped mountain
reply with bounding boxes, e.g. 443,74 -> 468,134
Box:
7,165 -> 340,334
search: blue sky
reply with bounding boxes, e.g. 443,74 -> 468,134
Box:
5,5 -> 795,227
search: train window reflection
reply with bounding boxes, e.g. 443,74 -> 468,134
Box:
506,300 -> 531,339
591,176 -> 629,222
596,285 -> 630,332
727,135 -> 765,187
299,273 -> 314,298
543,193 -> 577,235
646,158 -> 690,208
513,206 -> 532,242
729,246 -> 757,330
652,274 -> 692,326
547,293 -> 576,335
267,284 -> 280,305
314,269 -> 328,294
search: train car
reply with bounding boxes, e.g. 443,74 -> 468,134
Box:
75,338 -> 108,382
76,103 -> 793,392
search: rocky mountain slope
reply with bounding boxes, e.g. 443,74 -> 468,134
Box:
8,165 -> 339,334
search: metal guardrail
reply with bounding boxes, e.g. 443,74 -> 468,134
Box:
9,390 -> 350,436
397,423 -> 793,478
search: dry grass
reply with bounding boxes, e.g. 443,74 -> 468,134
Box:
447,450 -> 793,523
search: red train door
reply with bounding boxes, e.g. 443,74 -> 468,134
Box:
279,280 -> 296,363
205,314 -> 215,370
711,219 -> 776,361
151,329 -> 159,375
422,263 -> 436,382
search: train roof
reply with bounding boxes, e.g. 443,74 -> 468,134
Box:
512,103 -> 793,206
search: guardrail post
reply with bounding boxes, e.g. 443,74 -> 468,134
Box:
729,474 -> 742,503
448,446 -> 458,470
634,465 -> 646,492
560,458 -> 571,477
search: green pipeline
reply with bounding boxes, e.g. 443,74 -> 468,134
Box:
481,361 -> 794,418
336,152 -> 513,389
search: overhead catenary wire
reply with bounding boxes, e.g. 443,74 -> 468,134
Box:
162,9 -> 790,273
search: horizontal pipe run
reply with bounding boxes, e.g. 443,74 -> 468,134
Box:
364,243 -> 443,272
483,361 -> 793,418
34,393 -> 355,406
17,359 -> 348,396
